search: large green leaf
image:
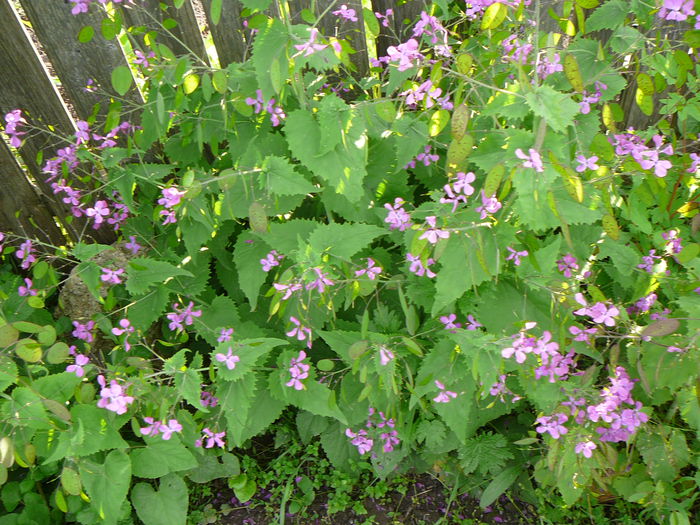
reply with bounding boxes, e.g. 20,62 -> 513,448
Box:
308,223 -> 385,262
125,257 -> 193,295
130,438 -> 198,479
285,108 -> 368,203
252,18 -> 288,100
263,155 -> 317,196
131,473 -> 188,525
233,232 -> 271,311
80,450 -> 131,525
524,85 -> 579,133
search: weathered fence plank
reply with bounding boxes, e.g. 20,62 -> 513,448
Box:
0,138 -> 65,244
200,0 -> 250,66
120,0 -> 209,64
372,0 -> 427,57
0,0 -> 114,244
18,0 -> 141,122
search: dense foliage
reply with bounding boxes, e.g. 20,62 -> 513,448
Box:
1,0 -> 700,523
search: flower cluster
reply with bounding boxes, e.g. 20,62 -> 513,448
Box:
72,320 -> 95,343
475,191 -> 502,220
4,109 -> 26,147
573,294 -> 620,327
260,250 -> 284,272
413,11 -> 451,57
140,418 -> 183,440
97,375 -> 134,415
384,198 -> 412,231
611,132 -> 673,178
375,39 -> 424,71
502,325 -> 577,383
400,80 -> 453,110
200,389 -> 219,408
332,4 -> 357,22
158,186 -> 186,225
166,301 -> 202,332
488,374 -> 522,403
556,253 -> 579,278
439,313 -> 482,331
18,278 -> 37,297
286,317 -> 312,348
293,28 -> 328,58
406,253 -> 437,278
419,216 -> 449,244
15,240 -> 36,270
286,350 -> 310,390
537,367 -> 649,454
245,89 -> 286,126
535,52 -> 563,80
346,408 -> 400,456
440,171 -> 475,212
433,380 -> 458,403
579,81 -> 607,114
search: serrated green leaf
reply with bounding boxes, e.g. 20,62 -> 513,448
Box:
263,155 -> 317,196
524,85 -> 579,133
585,0 -> 626,31
126,257 -> 193,295
308,223 -> 384,261
81,450 -> 131,523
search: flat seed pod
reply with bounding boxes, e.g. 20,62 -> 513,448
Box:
248,202 -> 268,233
602,214 -> 620,240
451,104 -> 469,140
564,54 -> 584,92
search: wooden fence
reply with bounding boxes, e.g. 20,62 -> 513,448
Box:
0,0 -> 662,248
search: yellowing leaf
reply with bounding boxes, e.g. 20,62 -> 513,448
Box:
456,53 -> 473,75
428,109 -> 450,137
602,104 -> 616,131
564,54 -> 584,92
481,2 -> 507,30
635,89 -> 653,116
602,214 -> 620,240
183,73 -> 200,94
636,73 -> 654,95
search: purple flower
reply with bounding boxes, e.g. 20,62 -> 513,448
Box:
506,246 -> 528,266
465,314 -> 482,330
556,253 -> 579,278
97,375 -> 134,415
569,325 -> 597,344
332,4 -> 358,22
374,9 -> 393,28
406,253 -> 436,278
16,239 -> 36,269
385,38 -> 424,71
100,267 -> 124,285
196,428 -> 226,448
140,417 -> 163,437
346,428 -> 374,455
260,250 -> 284,272
535,413 -> 568,439
200,390 -> 219,407
688,152 -> 700,173
575,154 -> 599,173
66,354 -> 89,377
574,440 -> 597,458
536,53 -> 563,79
355,258 -> 382,280
215,347 -> 240,370
658,0 -> 695,21
273,281 -> 303,300
305,267 -> 334,293
18,278 -> 37,297
158,187 -> 185,209
159,419 -> 183,440
286,317 -> 312,348
293,28 -> 327,57
419,216 -> 450,244
134,50 -> 156,68
218,327 -> 234,343
72,320 -> 95,343
111,318 -> 134,351
384,198 -> 412,231
475,191 -> 502,220
125,235 -> 141,255
433,380 -> 458,403
85,200 -> 110,226
637,249 -> 661,273
166,302 -> 202,332
515,148 -> 544,172
439,313 -> 461,331
662,229 -> 683,254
